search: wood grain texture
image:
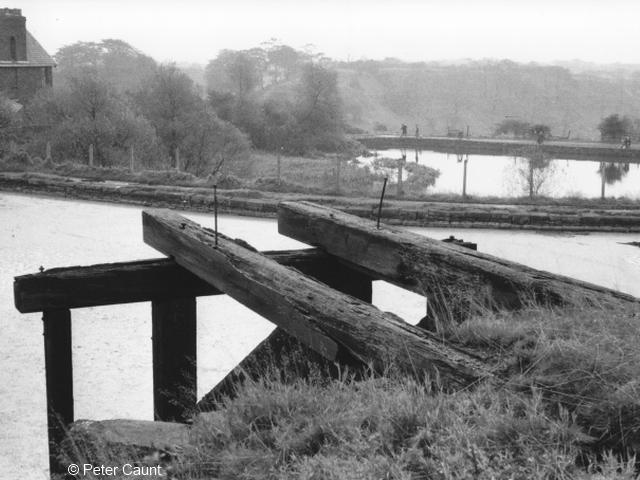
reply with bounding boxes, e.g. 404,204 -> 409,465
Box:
278,202 -> 639,322
198,261 -> 372,411
14,249 -> 362,313
142,208 -> 492,390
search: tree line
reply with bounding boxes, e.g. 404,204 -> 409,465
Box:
0,39 -> 352,176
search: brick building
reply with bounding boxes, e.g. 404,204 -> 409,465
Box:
0,8 -> 54,104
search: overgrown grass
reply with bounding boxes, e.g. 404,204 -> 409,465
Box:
446,306 -> 640,459
58,303 -> 640,479
61,304 -> 637,479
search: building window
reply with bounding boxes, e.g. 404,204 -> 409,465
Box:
10,36 -> 17,61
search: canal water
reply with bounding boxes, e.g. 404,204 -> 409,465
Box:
1,192 -> 640,478
360,149 -> 640,199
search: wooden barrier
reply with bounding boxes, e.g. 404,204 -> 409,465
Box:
13,248 -> 371,476
42,309 -> 73,473
142,209 -> 493,389
278,201 -> 639,325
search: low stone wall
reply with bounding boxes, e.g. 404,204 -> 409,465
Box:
3,172 -> 640,231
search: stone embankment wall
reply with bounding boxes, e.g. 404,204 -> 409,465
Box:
2,172 -> 640,231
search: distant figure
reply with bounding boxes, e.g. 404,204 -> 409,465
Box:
415,125 -> 420,138
401,124 -> 407,137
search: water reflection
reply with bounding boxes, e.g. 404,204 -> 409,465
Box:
510,146 -> 557,198
600,162 -> 630,185
361,149 -> 640,199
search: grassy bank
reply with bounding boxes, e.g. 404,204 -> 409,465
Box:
4,150 -> 640,209
62,304 -> 640,479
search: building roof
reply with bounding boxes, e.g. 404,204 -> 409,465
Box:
0,30 -> 55,68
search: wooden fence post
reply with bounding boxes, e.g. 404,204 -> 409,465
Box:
277,149 -> 282,185
88,144 -> 94,167
335,157 -> 341,193
129,145 -> 135,172
175,147 -> 180,172
151,297 -> 196,422
43,309 -> 74,476
45,141 -> 52,162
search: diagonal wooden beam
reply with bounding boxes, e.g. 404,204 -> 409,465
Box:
142,208 -> 493,390
277,201 -> 639,323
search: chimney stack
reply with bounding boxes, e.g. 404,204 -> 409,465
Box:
0,8 -> 27,61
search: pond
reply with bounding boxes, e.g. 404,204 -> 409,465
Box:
358,149 -> 640,199
1,192 -> 639,477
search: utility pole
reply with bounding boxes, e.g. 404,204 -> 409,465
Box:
462,154 -> 468,200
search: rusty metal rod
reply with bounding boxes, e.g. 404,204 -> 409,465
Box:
376,177 -> 388,229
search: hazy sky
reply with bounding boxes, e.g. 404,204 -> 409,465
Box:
14,0 -> 640,65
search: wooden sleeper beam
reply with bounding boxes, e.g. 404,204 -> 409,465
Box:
277,201 -> 639,324
14,249 -> 365,313
142,208 -> 493,390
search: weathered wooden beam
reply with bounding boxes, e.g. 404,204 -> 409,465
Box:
142,208 -> 492,390
197,254 -> 373,411
14,249 -> 358,313
152,297 -> 197,423
43,309 -> 74,476
277,202 -> 639,323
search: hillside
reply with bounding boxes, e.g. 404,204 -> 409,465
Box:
336,60 -> 640,140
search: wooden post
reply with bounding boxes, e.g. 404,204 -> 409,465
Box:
152,297 -> 196,423
462,155 -> 468,200
277,148 -> 282,185
45,141 -> 52,162
397,155 -> 405,197
88,144 -> 94,167
335,157 -> 341,193
175,147 -> 180,172
129,145 -> 135,172
43,309 -> 73,476
529,159 -> 534,198
600,162 -> 606,200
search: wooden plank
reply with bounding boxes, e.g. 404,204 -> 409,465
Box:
142,208 -> 492,390
43,309 -> 73,476
277,202 -> 639,323
14,249 -> 353,313
152,297 -> 196,423
197,254 -> 372,411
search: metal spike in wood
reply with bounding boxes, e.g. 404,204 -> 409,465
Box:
377,177 -> 388,229
142,208 -> 493,390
